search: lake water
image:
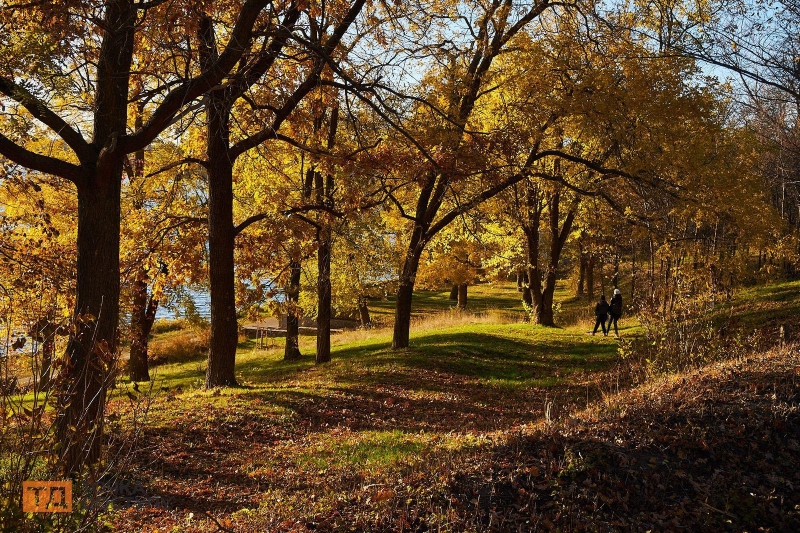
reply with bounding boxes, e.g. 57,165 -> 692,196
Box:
156,289 -> 211,321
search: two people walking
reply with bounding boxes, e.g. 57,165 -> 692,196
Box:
593,288 -> 623,337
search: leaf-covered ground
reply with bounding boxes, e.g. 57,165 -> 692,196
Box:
101,281 -> 800,531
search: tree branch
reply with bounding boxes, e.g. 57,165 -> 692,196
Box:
0,132 -> 85,186
121,0 -> 271,153
0,75 -> 93,163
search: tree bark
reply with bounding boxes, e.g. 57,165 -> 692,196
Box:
393,279 -> 415,349
314,107 -> 337,365
201,16 -> 239,387
55,0 -> 135,475
392,231 -> 425,349
58,179 -> 122,475
587,255 -> 595,299
284,259 -> 302,361
457,283 -> 468,309
316,226 -> 332,364
129,270 -> 157,382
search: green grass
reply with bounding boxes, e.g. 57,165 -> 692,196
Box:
143,319 -> 620,394
365,280 -> 588,324
297,430 -> 430,470
724,279 -> 800,328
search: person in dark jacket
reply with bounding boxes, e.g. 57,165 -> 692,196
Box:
609,288 -> 623,337
593,295 -> 609,336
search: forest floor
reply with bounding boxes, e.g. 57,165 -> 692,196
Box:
93,280 -> 800,531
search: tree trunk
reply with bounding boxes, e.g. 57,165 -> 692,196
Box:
203,18 -> 238,387
533,188 -> 577,327
522,286 -> 533,306
457,283 -> 468,309
523,179 -> 544,321
284,259 -> 302,361
357,295 -> 372,328
630,240 -> 636,300
577,252 -> 586,297
393,279 -> 415,349
55,0 -> 136,474
392,228 -> 426,349
587,255 -> 595,299
57,180 -> 122,475
129,270 -> 157,382
449,284 -> 459,300
315,108 -> 338,364
316,227 -> 332,364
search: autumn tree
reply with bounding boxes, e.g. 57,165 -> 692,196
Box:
0,0 -> 272,472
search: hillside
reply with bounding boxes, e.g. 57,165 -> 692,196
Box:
101,281 -> 800,531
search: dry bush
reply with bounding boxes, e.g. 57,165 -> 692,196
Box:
1,317 -> 153,532
149,319 -> 187,335
618,294 -> 760,378
148,327 -> 209,366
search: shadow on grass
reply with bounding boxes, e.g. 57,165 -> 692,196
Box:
334,329 -> 618,384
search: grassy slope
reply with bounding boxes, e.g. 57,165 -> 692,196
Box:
106,280 -> 800,532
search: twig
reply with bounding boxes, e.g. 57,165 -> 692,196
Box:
699,501 -> 736,519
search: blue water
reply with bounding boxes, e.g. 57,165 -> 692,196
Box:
156,288 -> 211,321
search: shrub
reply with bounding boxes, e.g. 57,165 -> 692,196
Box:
148,328 -> 209,366
618,294 -> 758,377
149,319 -> 187,335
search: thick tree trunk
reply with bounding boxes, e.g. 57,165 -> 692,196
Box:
392,237 -> 425,349
457,283 -> 468,309
56,0 -> 135,475
205,128 -> 238,387
316,228 -> 332,364
129,271 -> 157,382
358,295 -> 372,328
393,280 -> 415,349
57,180 -> 122,475
202,17 -> 238,387
284,259 -> 302,361
393,227 -> 430,349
